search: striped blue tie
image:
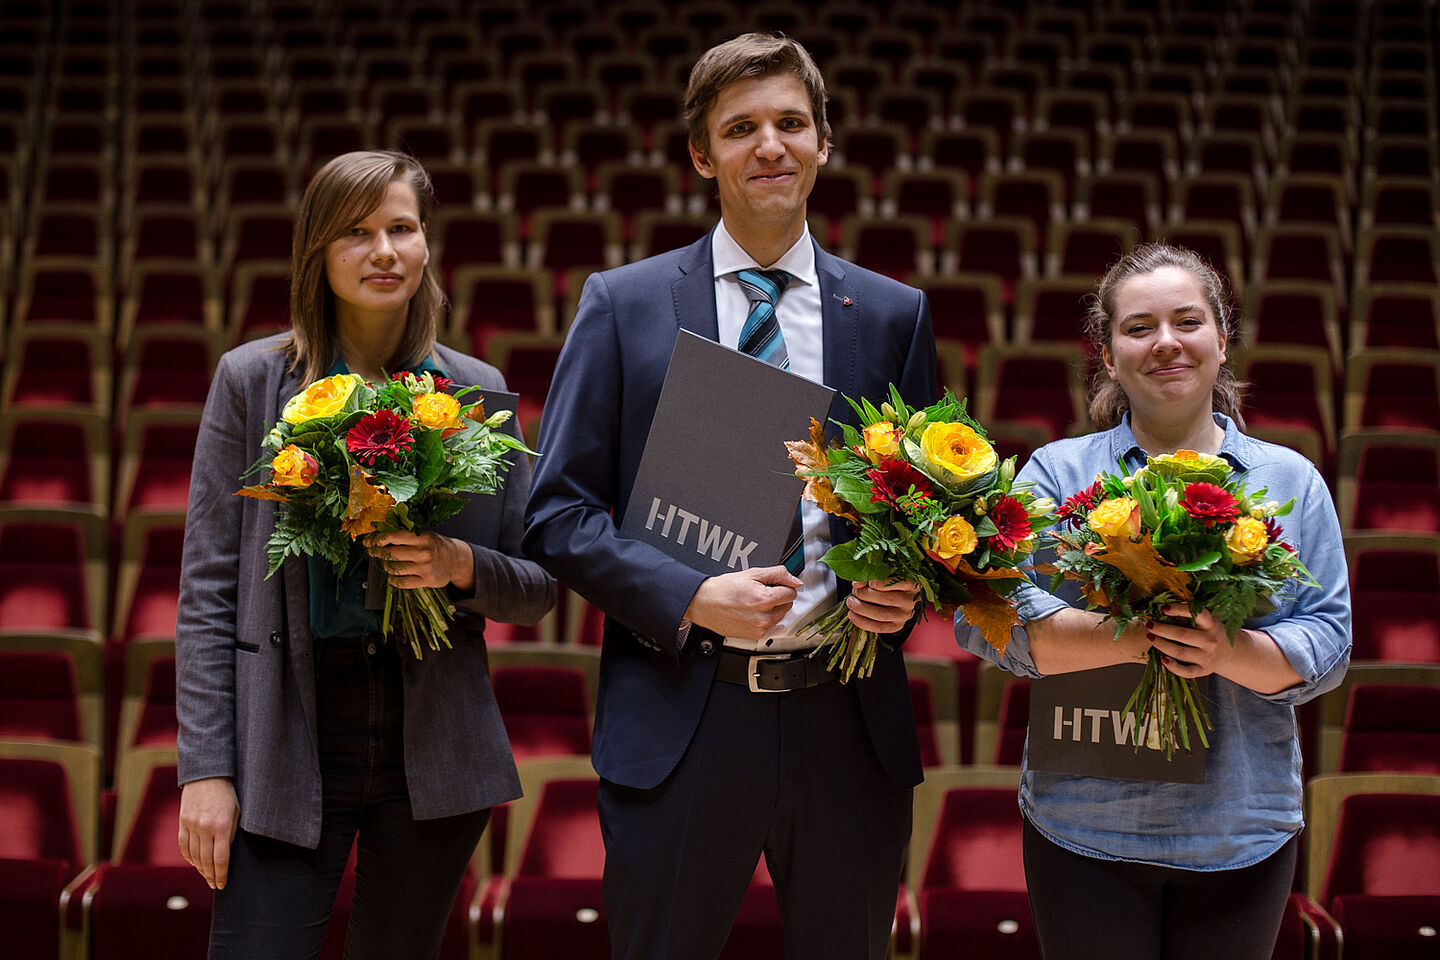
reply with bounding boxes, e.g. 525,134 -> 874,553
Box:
736,268 -> 792,370
735,268 -> 805,576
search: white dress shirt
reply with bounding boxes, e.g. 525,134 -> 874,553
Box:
710,220 -> 839,652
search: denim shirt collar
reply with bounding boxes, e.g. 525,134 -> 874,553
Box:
1110,411 -> 1255,474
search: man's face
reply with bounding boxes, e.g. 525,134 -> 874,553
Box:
689,73 -> 828,236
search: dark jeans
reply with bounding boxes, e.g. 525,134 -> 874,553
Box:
1022,816 -> 1298,960
209,636 -> 489,960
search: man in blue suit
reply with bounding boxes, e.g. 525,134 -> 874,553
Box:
523,33 -> 937,960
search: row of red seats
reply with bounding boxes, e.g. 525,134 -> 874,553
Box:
9,0 -> 1430,120
4,740 -> 1435,960
10,158 -> 1438,276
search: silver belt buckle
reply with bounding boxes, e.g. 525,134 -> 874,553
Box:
747,653 -> 792,693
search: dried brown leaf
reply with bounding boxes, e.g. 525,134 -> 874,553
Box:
963,580 -> 1022,657
235,485 -> 289,502
342,465 -> 395,538
804,476 -> 862,526
1091,533 -> 1193,601
953,559 -> 1028,582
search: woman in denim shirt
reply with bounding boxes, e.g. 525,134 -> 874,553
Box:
955,243 -> 1351,959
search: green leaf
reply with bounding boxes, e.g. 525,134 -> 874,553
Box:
376,471 -> 419,503
820,538 -> 892,582
1174,551 -> 1222,572
412,429 -> 445,489
833,475 -> 886,513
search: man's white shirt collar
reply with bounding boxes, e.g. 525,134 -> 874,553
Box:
710,219 -> 817,288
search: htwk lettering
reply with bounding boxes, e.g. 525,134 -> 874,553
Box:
1053,706 -> 1151,746
645,497 -> 759,569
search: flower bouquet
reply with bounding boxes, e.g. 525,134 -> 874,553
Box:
237,370 -> 531,657
786,386 -> 1056,681
1044,450 -> 1318,756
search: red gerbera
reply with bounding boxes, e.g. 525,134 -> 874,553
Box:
988,494 -> 1034,551
346,409 -> 415,465
1180,481 -> 1241,528
867,457 -> 933,507
1055,479 -> 1104,528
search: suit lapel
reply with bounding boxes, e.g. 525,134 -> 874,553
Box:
814,242 -> 866,589
816,242 -> 858,426
671,230 -> 719,341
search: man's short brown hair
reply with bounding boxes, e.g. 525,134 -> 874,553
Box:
684,33 -> 830,157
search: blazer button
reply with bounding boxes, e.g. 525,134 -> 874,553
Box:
268,631 -> 282,647
699,638 -> 716,656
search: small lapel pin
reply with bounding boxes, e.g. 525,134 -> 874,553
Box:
842,296 -> 853,306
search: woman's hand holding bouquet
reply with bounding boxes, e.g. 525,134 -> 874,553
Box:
238,370 -> 532,657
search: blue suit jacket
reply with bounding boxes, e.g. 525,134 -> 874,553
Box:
523,232 -> 937,791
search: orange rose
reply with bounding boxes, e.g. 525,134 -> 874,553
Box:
271,445 -> 319,487
862,421 -> 902,460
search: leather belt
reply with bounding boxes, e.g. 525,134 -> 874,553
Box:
715,646 -> 837,693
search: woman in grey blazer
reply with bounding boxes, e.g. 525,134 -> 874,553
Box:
175,151 -> 555,960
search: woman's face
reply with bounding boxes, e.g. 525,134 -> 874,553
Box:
324,178 -> 429,326
1102,265 -> 1227,422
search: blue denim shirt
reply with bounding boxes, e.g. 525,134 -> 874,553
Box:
956,413 -> 1352,870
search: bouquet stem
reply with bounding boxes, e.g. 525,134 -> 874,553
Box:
1123,648 -> 1212,759
382,583 -> 456,659
798,601 -> 880,682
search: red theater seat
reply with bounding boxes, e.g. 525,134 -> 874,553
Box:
0,507 -> 107,635
1339,684 -> 1440,775
62,747 -> 198,959
1306,774 -> 1440,960
909,769 -> 1036,960
0,741 -> 99,960
491,663 -> 591,762
1345,534 -> 1440,663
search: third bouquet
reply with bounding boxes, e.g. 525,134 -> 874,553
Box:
1044,449 -> 1318,755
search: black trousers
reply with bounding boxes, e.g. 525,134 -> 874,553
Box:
1022,816 -> 1298,960
598,672 -> 913,960
208,637 -> 489,960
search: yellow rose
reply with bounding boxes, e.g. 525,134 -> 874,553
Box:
282,373 -> 363,424
920,421 -> 997,486
412,392 -> 464,431
1088,497 -> 1141,539
271,445 -> 319,487
927,516 -> 978,570
862,421 -> 902,459
1225,516 -> 1269,565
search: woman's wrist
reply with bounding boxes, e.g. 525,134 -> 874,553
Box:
1028,608 -> 1151,675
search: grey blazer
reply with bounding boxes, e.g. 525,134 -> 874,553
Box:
176,334 -> 553,849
